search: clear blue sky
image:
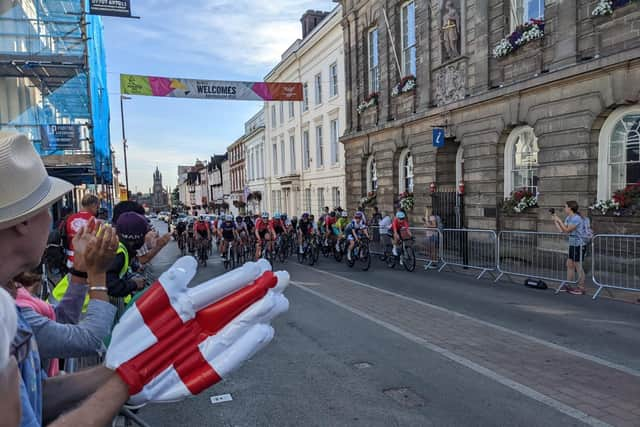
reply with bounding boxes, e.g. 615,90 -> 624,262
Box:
104,0 -> 335,193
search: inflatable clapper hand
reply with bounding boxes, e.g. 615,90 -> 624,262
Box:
105,257 -> 289,405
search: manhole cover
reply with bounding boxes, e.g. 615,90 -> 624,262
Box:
353,362 -> 372,369
383,387 -> 426,408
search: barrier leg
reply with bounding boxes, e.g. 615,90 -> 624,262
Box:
494,271 -> 504,283
592,286 -> 604,300
555,281 -> 568,294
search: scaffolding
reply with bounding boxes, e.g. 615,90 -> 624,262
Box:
0,0 -> 112,189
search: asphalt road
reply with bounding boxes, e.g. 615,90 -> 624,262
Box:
138,220 -> 639,427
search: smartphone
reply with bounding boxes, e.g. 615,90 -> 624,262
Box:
549,208 -> 555,215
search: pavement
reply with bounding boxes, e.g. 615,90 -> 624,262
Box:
138,220 -> 640,427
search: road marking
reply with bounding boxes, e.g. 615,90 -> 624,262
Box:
293,282 -> 612,427
294,265 -> 640,379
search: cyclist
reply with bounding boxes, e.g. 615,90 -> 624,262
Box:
174,218 -> 187,249
254,212 -> 271,260
235,215 -> 248,245
194,215 -> 211,257
297,212 -> 314,254
271,213 -> 285,253
391,211 -> 412,256
347,211 -> 369,262
334,211 -> 349,252
324,210 -> 337,247
244,215 -> 255,236
219,214 -> 238,259
186,217 -> 196,253
290,215 -> 298,232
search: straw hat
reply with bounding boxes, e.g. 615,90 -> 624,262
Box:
0,132 -> 73,229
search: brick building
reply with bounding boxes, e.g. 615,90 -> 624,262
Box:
339,0 -> 640,233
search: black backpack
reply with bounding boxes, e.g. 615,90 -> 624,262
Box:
43,219 -> 69,275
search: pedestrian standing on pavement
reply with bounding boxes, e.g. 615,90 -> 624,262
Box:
552,201 -> 587,295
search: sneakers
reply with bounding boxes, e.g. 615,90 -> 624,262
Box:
299,246 -> 304,254
347,252 -> 352,261
568,287 -> 586,295
392,247 -> 398,256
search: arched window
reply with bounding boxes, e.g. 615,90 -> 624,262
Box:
366,156 -> 378,193
398,149 -> 414,193
504,126 -> 539,198
456,146 -> 464,188
597,106 -> 640,201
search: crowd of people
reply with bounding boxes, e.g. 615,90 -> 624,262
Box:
0,132 -> 173,426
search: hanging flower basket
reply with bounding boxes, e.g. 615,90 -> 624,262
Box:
592,0 -> 635,16
357,92 -> 379,114
391,75 -> 416,97
248,191 -> 262,202
397,192 -> 415,211
233,200 -> 246,208
493,19 -> 545,58
502,189 -> 538,213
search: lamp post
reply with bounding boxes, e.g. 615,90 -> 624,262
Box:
120,95 -> 132,194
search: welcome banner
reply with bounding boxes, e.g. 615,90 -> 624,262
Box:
120,74 -> 303,101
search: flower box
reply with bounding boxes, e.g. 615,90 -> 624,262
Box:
502,189 -> 538,214
591,0 -> 637,16
391,75 -> 416,97
357,92 -> 379,114
493,19 -> 545,58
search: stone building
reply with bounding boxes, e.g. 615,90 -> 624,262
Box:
338,0 -> 640,233
151,166 -> 169,213
244,108 -> 267,215
227,136 -> 246,216
263,7 -> 347,217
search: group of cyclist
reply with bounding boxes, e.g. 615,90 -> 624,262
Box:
173,207 -> 413,264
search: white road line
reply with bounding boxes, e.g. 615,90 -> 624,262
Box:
293,282 -> 612,427
294,265 -> 640,378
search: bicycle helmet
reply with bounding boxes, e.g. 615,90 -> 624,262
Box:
354,211 -> 363,219
274,212 -> 281,220
225,214 -> 233,221
199,215 -> 205,221
244,215 -> 252,222
396,211 -> 406,220
236,216 -> 243,222
261,212 -> 269,219
281,213 -> 288,220
330,211 -> 336,218
301,212 -> 309,219
341,211 -> 348,218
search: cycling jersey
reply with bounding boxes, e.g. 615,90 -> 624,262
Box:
391,218 -> 410,234
297,219 -> 313,235
176,222 -> 186,233
255,219 -> 269,237
187,222 -> 195,234
195,221 -> 209,235
325,216 -> 337,228
235,221 -> 247,233
244,219 -> 254,232
335,218 -> 348,233
270,219 -> 285,234
220,221 -> 236,240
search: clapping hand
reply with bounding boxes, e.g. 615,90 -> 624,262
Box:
72,218 -> 120,276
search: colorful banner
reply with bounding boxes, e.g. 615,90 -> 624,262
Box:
120,74 -> 303,101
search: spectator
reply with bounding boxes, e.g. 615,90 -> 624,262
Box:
552,201 -> 587,295
63,194 -> 99,269
112,200 -> 145,225
1,287 -> 20,427
0,132 -> 129,426
112,201 -> 170,265
371,206 -> 382,226
424,211 -> 443,266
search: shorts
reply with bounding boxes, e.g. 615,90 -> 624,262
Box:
222,232 -> 234,241
197,230 -> 208,238
332,227 -> 341,236
258,230 -> 268,240
568,245 -> 586,262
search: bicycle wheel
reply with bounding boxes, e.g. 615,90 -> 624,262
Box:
346,248 -> 355,268
278,241 -> 287,263
402,246 -> 416,272
384,246 -> 396,268
333,243 -> 343,262
359,244 -> 371,271
312,241 -> 320,264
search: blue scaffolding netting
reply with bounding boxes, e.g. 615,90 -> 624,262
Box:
0,0 -> 112,185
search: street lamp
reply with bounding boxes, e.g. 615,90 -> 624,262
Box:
120,95 -> 132,194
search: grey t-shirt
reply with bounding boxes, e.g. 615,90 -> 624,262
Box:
565,214 -> 584,247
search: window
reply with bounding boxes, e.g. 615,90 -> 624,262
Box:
401,1 -> 417,77
303,130 -> 311,169
332,187 -> 341,208
317,188 -> 325,214
399,149 -> 414,193
272,143 -> 278,176
289,101 -> 295,118
305,188 -> 312,213
280,139 -> 286,177
330,119 -> 339,165
316,125 -> 324,168
289,135 -> 296,172
303,83 -> 309,111
504,126 -> 539,197
314,73 -> 322,105
329,62 -> 338,97
510,0 -> 544,31
271,105 -> 276,127
597,106 -> 640,201
279,102 -> 284,124
366,156 -> 378,193
368,28 -> 380,93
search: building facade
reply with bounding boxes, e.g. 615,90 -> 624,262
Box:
263,7 -> 347,217
151,166 -> 169,213
207,154 -> 228,214
339,0 -> 640,232
227,137 -> 246,216
244,109 -> 267,215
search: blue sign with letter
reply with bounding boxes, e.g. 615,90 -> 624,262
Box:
433,128 -> 445,148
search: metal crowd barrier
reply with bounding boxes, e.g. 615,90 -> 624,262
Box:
369,227 -> 441,266
591,234 -> 640,300
438,229 -> 498,279
496,231 -> 579,291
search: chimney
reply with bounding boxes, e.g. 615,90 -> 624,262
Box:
301,10 -> 330,38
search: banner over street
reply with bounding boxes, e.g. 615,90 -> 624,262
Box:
120,74 -> 303,101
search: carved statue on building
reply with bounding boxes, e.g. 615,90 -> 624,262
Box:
441,0 -> 460,60
434,60 -> 467,106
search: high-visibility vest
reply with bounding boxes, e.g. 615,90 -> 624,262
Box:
52,242 -> 131,311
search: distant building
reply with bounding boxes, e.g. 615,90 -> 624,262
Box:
244,108 -> 266,215
227,136 -> 246,216
151,166 -> 169,213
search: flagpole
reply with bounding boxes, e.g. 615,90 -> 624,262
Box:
383,8 -> 403,77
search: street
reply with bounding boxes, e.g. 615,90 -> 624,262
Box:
139,221 -> 640,427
